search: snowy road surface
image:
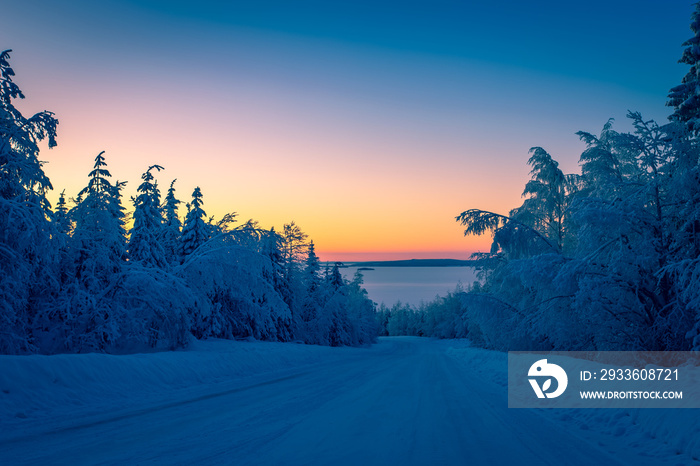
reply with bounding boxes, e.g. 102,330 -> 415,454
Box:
0,338 -> 679,465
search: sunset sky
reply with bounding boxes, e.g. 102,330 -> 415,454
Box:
5,0 -> 692,261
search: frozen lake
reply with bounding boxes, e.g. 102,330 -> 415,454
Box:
340,266 -> 478,307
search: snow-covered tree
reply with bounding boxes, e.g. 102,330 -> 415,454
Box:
178,229 -> 292,341
299,240 -> 323,327
668,2 -> 700,133
261,227 -> 294,340
69,151 -> 127,288
281,221 -> 309,270
0,50 -> 379,354
41,152 -> 130,352
451,109 -> 700,351
206,212 -> 238,238
179,186 -> 208,260
0,50 -> 57,205
159,179 -> 182,264
576,119 -> 630,197
54,189 -> 72,236
110,180 -> 129,245
0,49 -> 59,353
328,262 -> 344,289
304,240 -> 321,292
128,165 -> 166,267
516,147 -> 571,252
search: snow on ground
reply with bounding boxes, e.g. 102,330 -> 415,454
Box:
445,340 -> 700,463
1,337 -> 698,465
0,338 -> 367,433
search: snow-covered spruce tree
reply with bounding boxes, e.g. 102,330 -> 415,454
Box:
305,260 -> 345,345
51,188 -> 73,289
43,155 -> 194,353
298,240 -> 325,341
160,179 -> 182,264
575,119 -> 638,199
309,266 -> 378,347
0,49 -> 59,354
44,152 -> 129,352
261,227 -> 293,340
668,2 -> 700,134
343,271 -> 379,345
308,273 -> 344,346
301,241 -> 322,314
76,165 -> 193,352
128,165 -> 167,267
662,3 -> 700,350
54,189 -> 72,236
110,180 -> 129,246
305,240 -> 321,292
658,125 -> 700,350
69,152 -> 127,289
179,186 -> 208,261
328,262 -> 344,289
515,147 -> 573,253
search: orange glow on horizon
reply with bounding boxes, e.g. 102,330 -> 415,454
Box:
8,0 -> 684,272
316,249 -> 484,263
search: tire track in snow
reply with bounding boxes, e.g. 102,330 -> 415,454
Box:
0,370 -> 310,447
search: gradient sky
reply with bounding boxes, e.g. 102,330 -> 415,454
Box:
4,0 -> 693,261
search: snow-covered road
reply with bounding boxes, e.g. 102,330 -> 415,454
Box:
0,338 -> 682,465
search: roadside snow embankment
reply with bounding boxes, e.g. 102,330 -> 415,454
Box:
0,339 -> 372,430
444,341 -> 700,462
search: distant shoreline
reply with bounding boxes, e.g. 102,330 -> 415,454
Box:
324,258 -> 475,268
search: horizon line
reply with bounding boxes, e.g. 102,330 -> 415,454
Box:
317,251 -> 475,263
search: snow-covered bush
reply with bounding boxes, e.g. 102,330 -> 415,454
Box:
178,231 -> 292,341
34,265 -> 195,354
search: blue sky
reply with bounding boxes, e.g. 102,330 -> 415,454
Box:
4,0 -> 695,260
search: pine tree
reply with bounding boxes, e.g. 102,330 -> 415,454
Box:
281,222 -> 309,266
179,186 -> 208,260
329,262 -> 344,289
298,240 -> 323,325
160,179 -> 182,264
263,226 -> 291,304
0,49 -> 59,353
575,119 -> 633,198
54,189 -> 72,236
128,165 -> 167,267
515,147 -> 570,252
668,2 -> 700,133
110,180 -> 129,247
0,50 -> 58,205
305,240 -> 321,292
70,151 -> 127,288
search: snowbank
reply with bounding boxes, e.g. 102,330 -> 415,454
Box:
444,340 -> 700,462
0,338 -> 371,432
